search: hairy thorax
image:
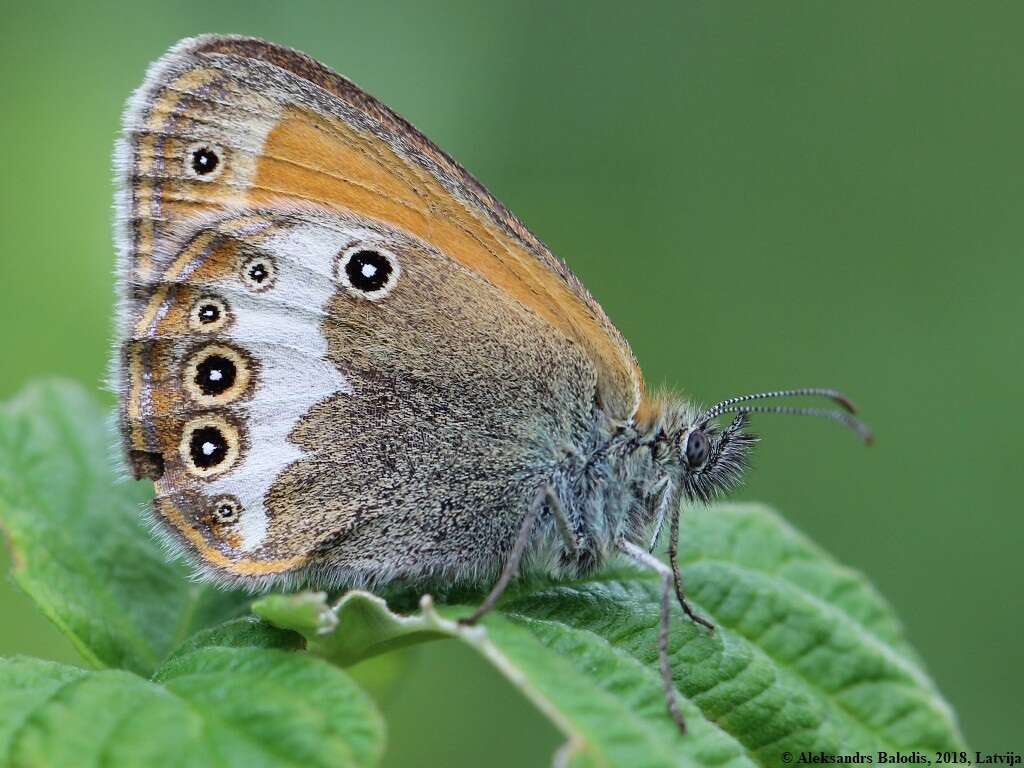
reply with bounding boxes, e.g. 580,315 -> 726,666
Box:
527,397 -> 695,580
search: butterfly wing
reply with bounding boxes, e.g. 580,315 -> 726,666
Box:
115,36 -> 641,586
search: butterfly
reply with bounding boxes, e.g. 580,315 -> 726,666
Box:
113,35 -> 871,731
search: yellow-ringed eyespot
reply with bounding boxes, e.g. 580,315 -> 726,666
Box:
335,245 -> 401,300
179,414 -> 241,479
184,142 -> 225,181
183,344 -> 253,406
240,253 -> 277,291
210,496 -> 241,525
188,295 -> 231,333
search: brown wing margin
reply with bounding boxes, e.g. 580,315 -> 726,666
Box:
189,35 -> 645,422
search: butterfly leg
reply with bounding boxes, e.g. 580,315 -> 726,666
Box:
458,485 -> 546,626
668,505 -> 715,631
547,489 -> 579,557
647,477 -> 672,552
617,539 -> 687,733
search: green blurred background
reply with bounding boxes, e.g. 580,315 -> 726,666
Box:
1,1 -> 1020,762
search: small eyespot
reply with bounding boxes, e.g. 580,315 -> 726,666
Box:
211,496 -> 241,524
180,415 -> 241,478
183,344 -> 252,406
240,253 -> 276,292
335,246 -> 400,299
184,142 -> 225,180
188,296 -> 231,333
684,429 -> 710,469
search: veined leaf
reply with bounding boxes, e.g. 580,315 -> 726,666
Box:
0,380 -> 249,674
0,380 -> 966,766
256,504 -> 967,767
0,619 -> 384,768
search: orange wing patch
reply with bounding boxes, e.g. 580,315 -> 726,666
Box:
252,107 -> 643,419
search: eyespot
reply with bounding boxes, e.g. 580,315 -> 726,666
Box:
184,142 -> 225,180
183,344 -> 252,406
188,296 -> 231,333
179,415 -> 241,478
684,429 -> 710,469
211,496 -> 241,525
240,253 -> 276,292
335,246 -> 400,299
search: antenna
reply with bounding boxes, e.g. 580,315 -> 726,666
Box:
697,389 -> 873,445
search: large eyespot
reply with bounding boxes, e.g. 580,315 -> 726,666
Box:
183,344 -> 252,406
210,496 -> 241,525
184,142 -> 225,180
240,253 -> 277,292
335,246 -> 400,299
684,429 -> 710,469
180,415 -> 241,478
188,295 -> 231,333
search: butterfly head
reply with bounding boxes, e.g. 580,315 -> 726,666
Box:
665,387 -> 873,503
674,414 -> 757,503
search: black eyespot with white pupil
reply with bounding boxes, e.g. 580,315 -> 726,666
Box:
189,296 -> 230,333
190,426 -> 228,469
345,250 -> 392,292
180,416 -> 240,478
240,255 -> 276,291
213,499 -> 239,524
191,146 -> 219,176
198,303 -> 220,323
249,262 -> 268,282
685,429 -> 710,468
194,354 -> 236,397
184,345 -> 251,406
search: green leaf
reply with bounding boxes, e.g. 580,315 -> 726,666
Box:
0,619 -> 385,768
257,504 -> 967,768
0,379 -> 966,766
0,380 -> 249,675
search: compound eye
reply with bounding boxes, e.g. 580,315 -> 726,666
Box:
684,429 -> 710,468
